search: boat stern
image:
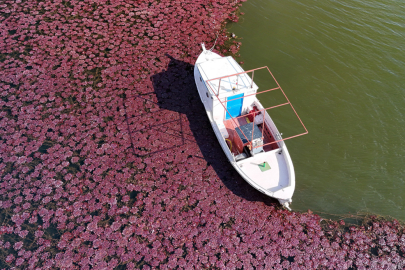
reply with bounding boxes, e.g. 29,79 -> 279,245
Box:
233,145 -> 295,207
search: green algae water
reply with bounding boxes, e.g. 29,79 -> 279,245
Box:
228,0 -> 405,221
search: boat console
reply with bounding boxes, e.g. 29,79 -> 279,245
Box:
235,122 -> 264,155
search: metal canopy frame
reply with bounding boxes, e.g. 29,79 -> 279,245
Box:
205,66 -> 308,149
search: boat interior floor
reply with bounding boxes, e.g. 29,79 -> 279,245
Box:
223,117 -> 279,157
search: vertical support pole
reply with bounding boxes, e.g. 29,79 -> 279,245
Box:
261,111 -> 264,142
218,78 -> 221,96
251,112 -> 255,148
251,71 -> 254,88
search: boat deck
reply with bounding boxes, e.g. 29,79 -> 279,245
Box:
237,150 -> 289,192
223,117 -> 279,156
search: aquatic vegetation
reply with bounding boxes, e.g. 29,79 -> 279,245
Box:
0,0 -> 404,268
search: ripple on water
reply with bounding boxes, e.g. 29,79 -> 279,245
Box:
229,0 -> 405,221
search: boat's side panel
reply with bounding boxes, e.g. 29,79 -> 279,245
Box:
212,122 -> 235,162
194,52 -> 234,163
262,106 -> 285,149
212,97 -> 226,122
194,68 -> 213,114
277,145 -> 295,197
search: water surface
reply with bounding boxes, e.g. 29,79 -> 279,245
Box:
229,0 -> 405,221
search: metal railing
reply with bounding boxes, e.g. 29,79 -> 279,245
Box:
205,66 -> 308,150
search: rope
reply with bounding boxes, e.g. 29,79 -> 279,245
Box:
225,138 -> 232,151
209,32 -> 220,51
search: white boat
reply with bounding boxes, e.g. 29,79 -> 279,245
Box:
194,44 -> 307,210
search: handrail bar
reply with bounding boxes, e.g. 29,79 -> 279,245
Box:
203,66 -> 308,147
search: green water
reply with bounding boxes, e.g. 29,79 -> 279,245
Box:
228,0 -> 405,221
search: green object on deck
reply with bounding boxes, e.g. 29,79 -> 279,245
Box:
259,162 -> 271,172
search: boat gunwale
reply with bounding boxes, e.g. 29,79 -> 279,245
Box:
194,48 -> 300,207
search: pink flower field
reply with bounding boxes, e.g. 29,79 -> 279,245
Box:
0,0 -> 404,268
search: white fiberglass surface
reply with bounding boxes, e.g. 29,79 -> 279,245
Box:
198,57 -> 256,96
237,150 -> 289,192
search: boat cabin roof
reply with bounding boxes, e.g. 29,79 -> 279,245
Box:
196,56 -> 258,97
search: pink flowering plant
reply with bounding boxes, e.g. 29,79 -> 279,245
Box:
1,0 -> 404,268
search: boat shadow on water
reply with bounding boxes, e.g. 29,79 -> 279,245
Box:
125,54 -> 278,205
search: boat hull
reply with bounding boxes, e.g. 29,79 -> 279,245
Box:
194,48 -> 295,209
